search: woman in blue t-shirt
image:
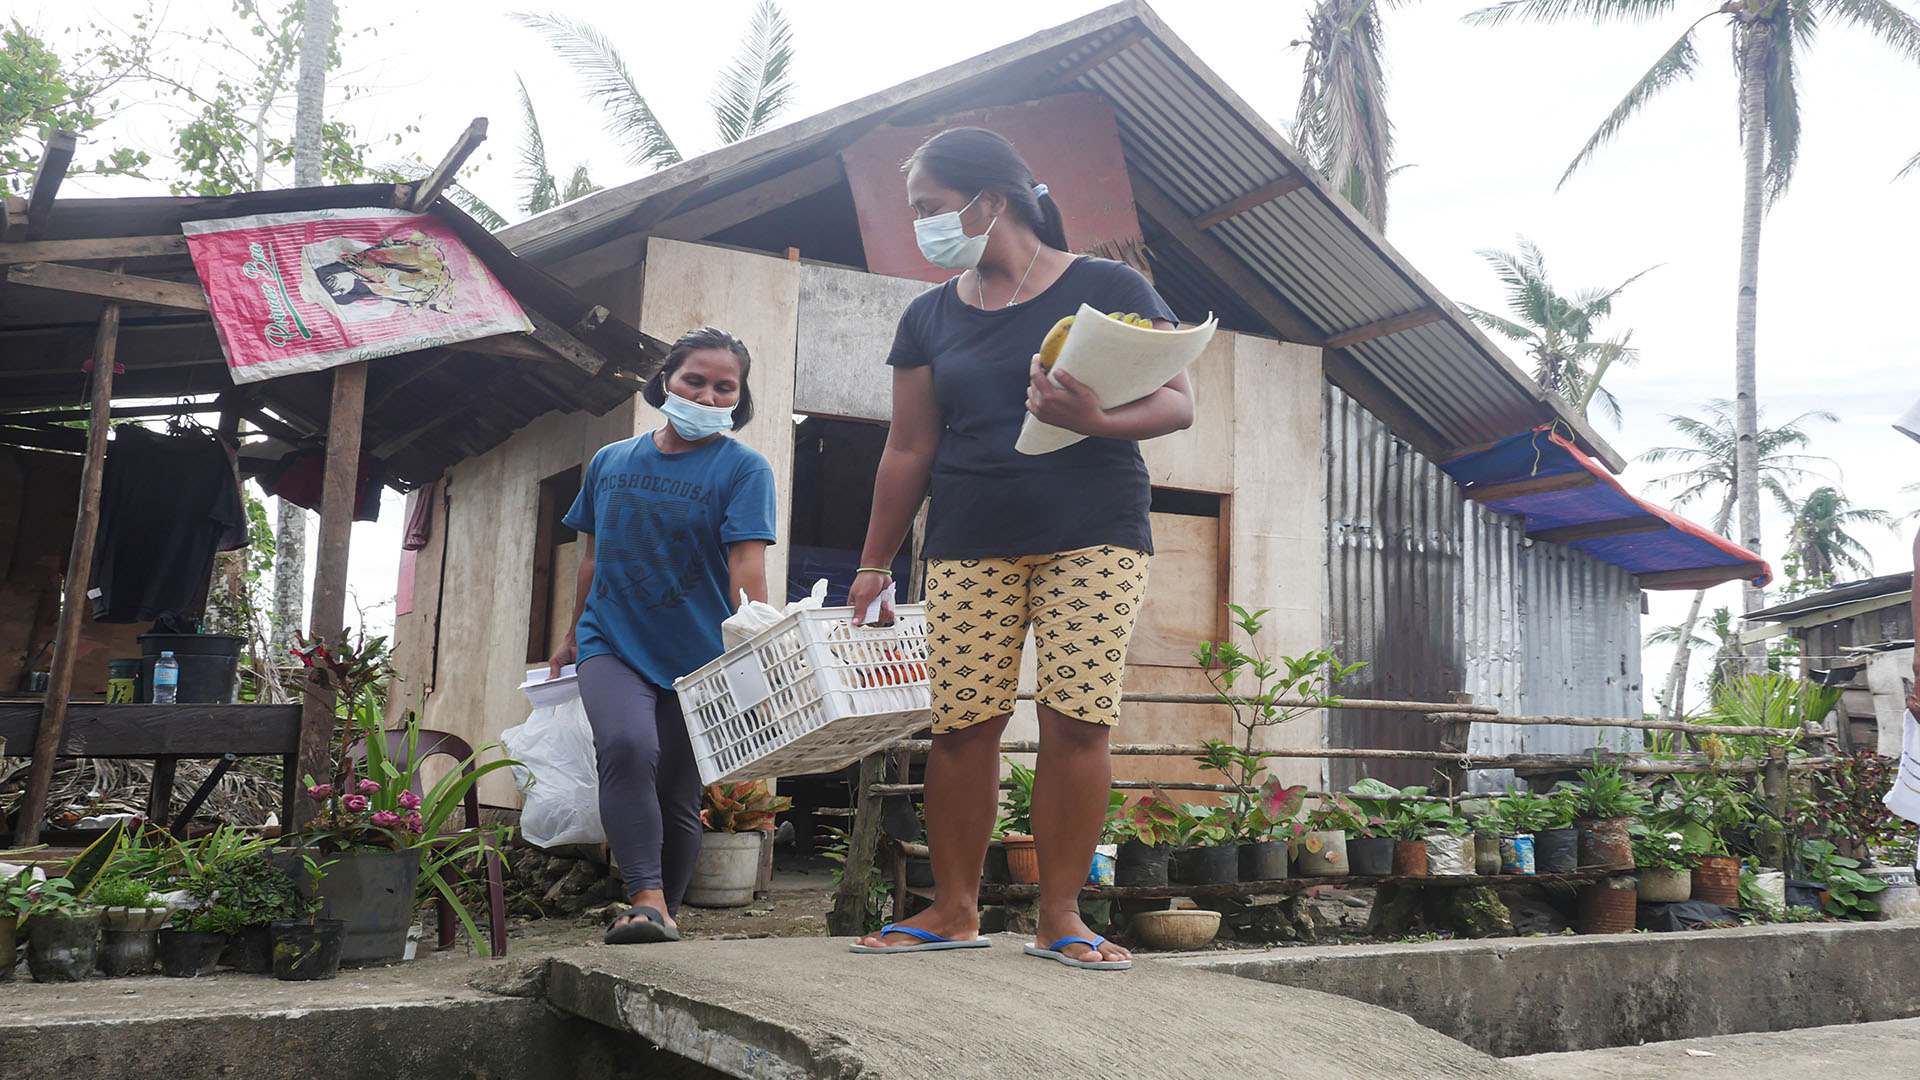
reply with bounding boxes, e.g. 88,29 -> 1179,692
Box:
549,326 -> 779,945
848,128 -> 1194,970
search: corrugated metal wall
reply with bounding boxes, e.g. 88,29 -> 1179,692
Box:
1324,386 -> 1642,792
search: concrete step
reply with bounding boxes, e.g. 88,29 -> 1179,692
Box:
1514,1017 -> 1920,1079
479,933 -> 1524,1080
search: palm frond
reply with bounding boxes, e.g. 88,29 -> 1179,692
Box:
1465,0 -> 1676,28
1560,21 -> 1705,188
562,164 -> 600,202
1295,0 -> 1394,228
511,11 -> 681,170
1899,149 -> 1920,180
1754,10 -> 1804,202
1816,0 -> 1920,63
449,186 -> 510,231
1459,303 -> 1535,342
515,74 -> 561,216
710,0 -> 796,146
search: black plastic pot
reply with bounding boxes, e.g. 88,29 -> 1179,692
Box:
1115,840 -> 1171,887
221,925 -> 273,973
1536,828 -> 1580,875
1170,845 -> 1237,885
26,910 -> 100,983
273,847 -> 423,967
904,857 -> 935,890
139,633 -> 243,704
1237,841 -> 1289,882
98,930 -> 158,977
1349,837 -> 1395,877
982,842 -> 1010,886
157,930 -> 227,977
270,920 -> 345,981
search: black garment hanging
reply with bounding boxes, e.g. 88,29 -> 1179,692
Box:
89,424 -> 249,625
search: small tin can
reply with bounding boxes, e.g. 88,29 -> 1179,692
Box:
106,658 -> 143,703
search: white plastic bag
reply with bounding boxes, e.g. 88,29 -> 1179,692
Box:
501,666 -> 605,849
721,578 -> 828,648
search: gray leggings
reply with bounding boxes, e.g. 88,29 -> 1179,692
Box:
577,655 -> 704,908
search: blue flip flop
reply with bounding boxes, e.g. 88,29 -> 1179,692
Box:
847,924 -> 992,954
1023,934 -> 1132,970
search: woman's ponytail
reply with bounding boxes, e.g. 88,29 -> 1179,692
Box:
1032,189 -> 1069,252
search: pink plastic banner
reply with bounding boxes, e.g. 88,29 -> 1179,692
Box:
182,207 -> 531,384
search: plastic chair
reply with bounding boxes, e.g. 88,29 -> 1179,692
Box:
348,727 -> 508,958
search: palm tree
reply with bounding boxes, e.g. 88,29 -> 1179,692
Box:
1466,0 -> 1920,671
1784,486 -> 1894,583
1459,237 -> 1654,426
513,0 -> 794,173
1640,400 -> 1835,722
515,75 -> 600,217
1292,0 -> 1395,229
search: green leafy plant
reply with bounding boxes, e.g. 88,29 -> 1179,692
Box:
16,875 -> 96,920
172,903 -> 250,935
1652,771 -> 1758,857
0,867 -> 39,920
996,759 -> 1037,838
89,873 -> 165,910
190,854 -> 318,925
701,781 -> 793,833
1371,787 -> 1456,842
1699,673 -> 1840,762
1110,789 -> 1182,848
1098,788 -> 1131,844
818,825 -> 889,935
1795,838 -> 1888,920
1543,788 -> 1584,830
1628,824 -> 1696,871
1304,795 -> 1367,835
1569,759 -> 1650,820
1172,803 -> 1235,847
1810,751 -> 1920,862
1490,791 -> 1555,837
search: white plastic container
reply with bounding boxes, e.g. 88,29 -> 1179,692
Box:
674,604 -> 932,785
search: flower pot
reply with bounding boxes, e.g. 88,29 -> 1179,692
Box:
1535,828 -> 1580,875
1863,867 -> 1920,921
138,633 -> 244,704
283,846 -> 425,967
0,915 -> 16,982
1170,845 -> 1237,885
1349,836 -> 1395,877
27,908 -> 101,982
102,906 -> 171,932
686,831 -> 762,907
270,919 -> 345,981
96,907 -> 169,977
221,925 -> 274,973
982,841 -> 1011,885
1427,832 -> 1473,876
1236,841 -> 1289,883
1294,830 -> 1348,876
1575,817 -> 1633,869
157,929 -> 227,978
1638,866 -> 1693,903
1474,832 -> 1502,876
1129,908 -> 1220,950
1691,855 -> 1741,907
1392,840 -> 1430,878
1002,834 -> 1040,885
1577,881 -> 1638,934
1115,840 -> 1171,887
1499,835 -> 1537,875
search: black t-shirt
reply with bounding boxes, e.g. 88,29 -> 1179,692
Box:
886,256 -> 1178,560
90,425 -> 248,625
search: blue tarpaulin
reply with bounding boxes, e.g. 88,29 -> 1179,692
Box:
1440,426 -> 1770,591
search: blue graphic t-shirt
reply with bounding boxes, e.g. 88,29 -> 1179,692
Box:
563,431 -> 778,688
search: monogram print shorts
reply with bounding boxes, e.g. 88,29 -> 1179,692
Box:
922,546 -> 1151,733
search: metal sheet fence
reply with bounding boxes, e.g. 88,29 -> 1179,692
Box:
1324,386 -> 1641,791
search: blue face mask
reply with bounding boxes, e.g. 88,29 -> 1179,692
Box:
913,191 -> 996,269
660,390 -> 736,441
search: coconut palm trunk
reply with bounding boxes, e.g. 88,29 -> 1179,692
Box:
1658,490 -> 1736,721
1733,21 -> 1770,674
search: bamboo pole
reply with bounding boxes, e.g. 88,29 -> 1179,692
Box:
1426,710 -> 1803,740
14,276 -> 121,846
1024,691 -> 1502,715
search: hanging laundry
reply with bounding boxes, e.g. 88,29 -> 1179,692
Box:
261,446 -> 385,522
90,426 -> 248,624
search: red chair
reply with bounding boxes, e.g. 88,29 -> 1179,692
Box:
349,727 -> 508,958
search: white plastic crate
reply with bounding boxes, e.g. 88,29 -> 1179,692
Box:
674,604 -> 932,785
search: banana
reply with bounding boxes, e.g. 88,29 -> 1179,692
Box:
1038,311 -> 1158,368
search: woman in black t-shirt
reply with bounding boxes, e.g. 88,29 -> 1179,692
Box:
848,128 -> 1193,970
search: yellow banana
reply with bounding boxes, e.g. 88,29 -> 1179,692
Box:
1038,311 -> 1159,368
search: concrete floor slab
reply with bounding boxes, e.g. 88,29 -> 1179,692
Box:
508,932 -> 1525,1080
1514,1018 -> 1920,1079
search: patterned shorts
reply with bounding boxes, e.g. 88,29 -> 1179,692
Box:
923,546 -> 1151,733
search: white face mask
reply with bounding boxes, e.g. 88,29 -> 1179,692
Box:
661,390 -> 736,441
913,191 -> 996,270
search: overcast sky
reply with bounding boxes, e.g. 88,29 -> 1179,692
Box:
25,0 -> 1920,706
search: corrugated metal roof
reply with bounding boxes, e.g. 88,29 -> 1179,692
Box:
498,1 -> 1624,472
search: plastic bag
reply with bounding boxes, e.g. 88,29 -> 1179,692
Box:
500,665 -> 605,848
721,579 -> 828,648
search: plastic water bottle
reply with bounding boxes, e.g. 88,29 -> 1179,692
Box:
153,652 -> 180,704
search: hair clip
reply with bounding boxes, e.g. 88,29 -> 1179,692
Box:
1032,182 -> 1049,199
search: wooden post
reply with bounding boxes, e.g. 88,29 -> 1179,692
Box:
291,361 -> 369,829
1432,691 -> 1475,800
827,752 -> 889,937
1762,746 -> 1790,870
14,277 -> 121,845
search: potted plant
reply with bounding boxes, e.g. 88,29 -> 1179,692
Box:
1112,789 -> 1183,887
0,866 -> 32,981
1469,808 -> 1503,876
1794,838 -> 1888,920
268,854 -> 346,981
1567,759 -> 1649,868
1663,771 -> 1755,906
687,780 -> 792,907
1374,787 -> 1453,877
91,873 -> 171,976
1295,796 -> 1362,877
1535,789 -> 1583,875
997,759 -> 1039,885
159,904 -> 245,977
19,874 -> 102,983
1423,806 -> 1475,877
203,854 -> 319,973
1344,780 -> 1400,876
1169,804 -> 1237,885
1491,790 -> 1554,875
1236,778 -> 1304,882
1630,827 -> 1695,903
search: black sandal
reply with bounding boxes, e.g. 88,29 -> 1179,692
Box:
604,905 -> 681,944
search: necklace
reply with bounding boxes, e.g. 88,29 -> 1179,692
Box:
975,243 -> 1044,309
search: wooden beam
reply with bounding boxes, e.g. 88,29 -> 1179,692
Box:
1529,515 -> 1667,545
457,333 -> 558,363
408,117 -> 489,212
7,261 -> 208,312
1635,562 -> 1771,590
1129,173 -> 1325,345
3,197 -> 27,242
371,381 -> 491,458
653,155 -> 847,241
627,177 -> 708,234
240,405 -> 311,443
1462,471 -> 1597,502
0,401 -> 220,422
1043,26 -> 1146,91
0,704 -> 302,758
366,353 -> 454,414
0,234 -> 188,265
26,131 -> 77,239
1322,348 -> 1454,464
1192,175 -> 1308,230
0,423 -> 87,453
293,361 -> 368,830
15,266 -> 120,846
1323,307 -> 1447,351
524,308 -> 611,376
